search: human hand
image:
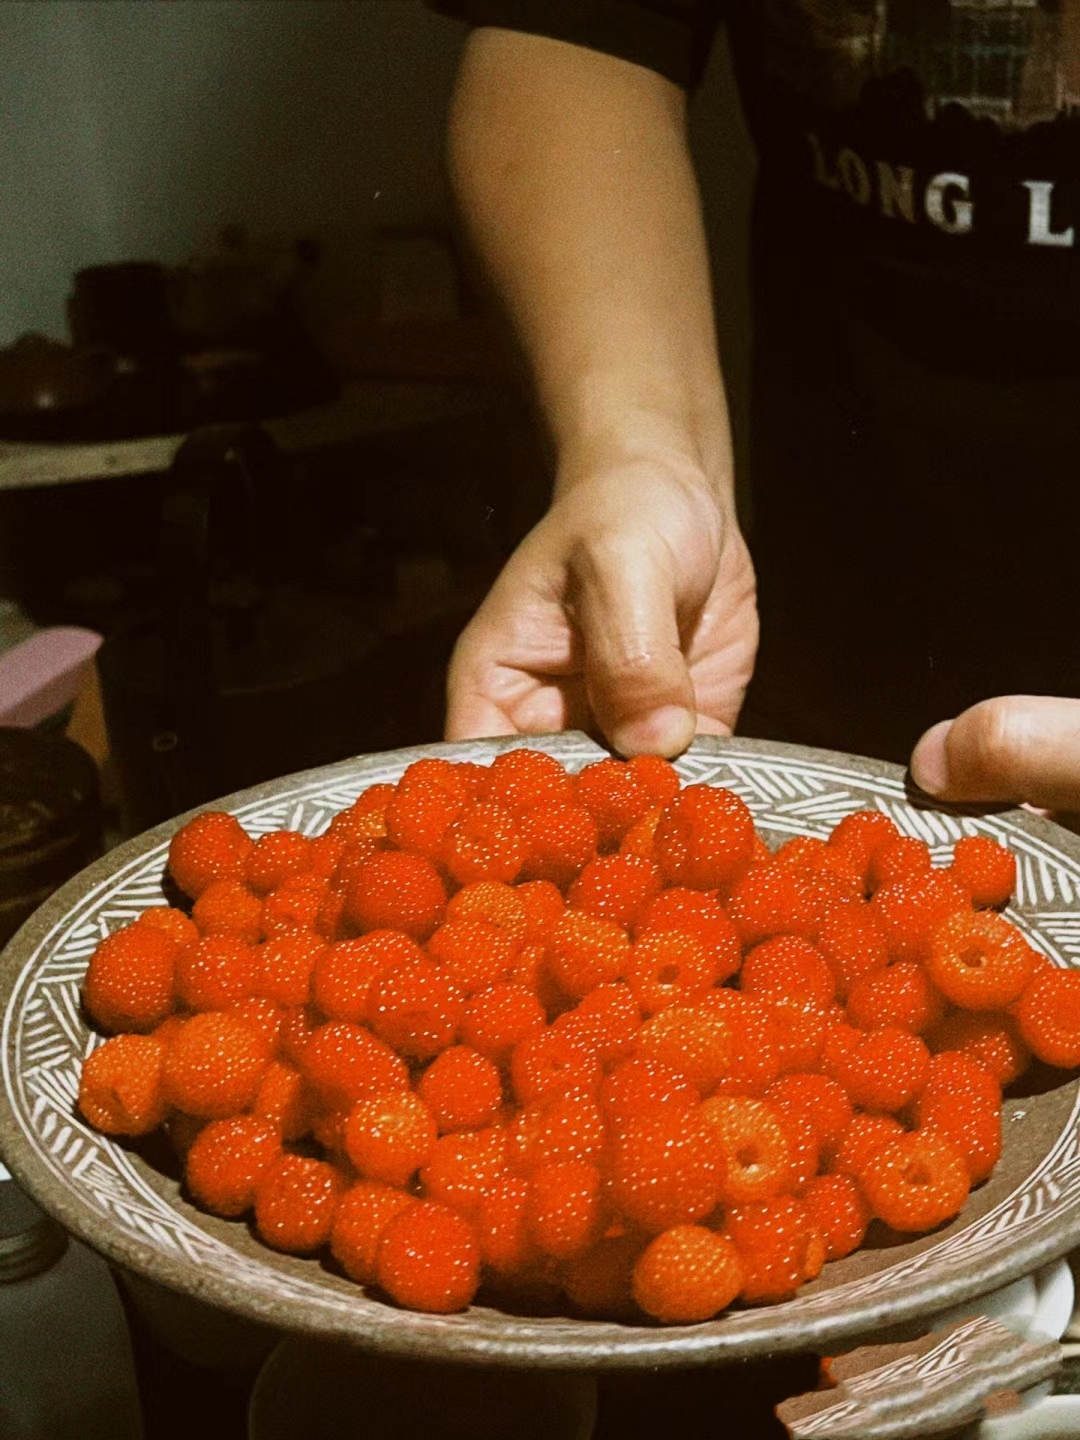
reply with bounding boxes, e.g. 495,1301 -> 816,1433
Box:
446,457 -> 758,758
910,697 -> 1080,815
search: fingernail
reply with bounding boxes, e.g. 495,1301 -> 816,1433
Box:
611,706 -> 696,759
910,719 -> 954,797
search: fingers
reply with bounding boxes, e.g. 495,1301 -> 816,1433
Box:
569,536 -> 696,758
910,696 -> 1080,812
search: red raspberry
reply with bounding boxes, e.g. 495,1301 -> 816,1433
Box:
417,1046 -> 503,1132
950,835 -> 1016,909
261,873 -> 330,934
575,758 -> 652,850
300,1020 -> 409,1108
827,810 -> 901,884
699,991 -> 784,1097
765,1073 -> 854,1156
766,998 -> 828,1076
331,841 -> 381,898
867,837 -> 932,892
915,1093 -> 1001,1185
773,836 -> 863,897
819,1018 -> 863,1084
548,911 -> 631,998
599,1058 -> 698,1128
314,888 -> 348,942
230,995 -> 285,1054
727,863 -> 852,947
927,1010 -> 1031,1086
185,1115 -> 282,1216
78,1033 -> 168,1135
252,1060 -> 310,1140
509,1092 -> 607,1173
562,1234 -> 643,1319
306,831 -> 348,882
553,983 -> 641,1063
626,931 -> 716,1016
606,1111 -> 723,1234
175,935 -> 258,1011
375,1200 -> 479,1313
385,780 -> 466,860
168,811 -> 253,899
829,1113 -> 906,1183
699,1095 -> 794,1205
815,904 -> 890,1001
445,880 -> 528,939
331,1182 -> 415,1284
636,888 -> 742,984
861,1130 -> 970,1232
328,784 -> 394,845
632,1005 -> 737,1095
846,961 -> 946,1035
419,1127 -> 508,1214
741,935 -> 836,1011
161,1010 -> 270,1118
832,1027 -> 930,1115
516,880 -> 566,944
368,958 -> 463,1062
526,1161 -> 604,1258
627,754 -> 681,808
568,855 -> 662,929
511,1028 -> 601,1106
442,802 -> 526,887
254,1153 -> 344,1253
313,931 -> 422,1024
243,831 -> 314,896
871,872 -> 970,963
619,807 -> 663,861
460,983 -> 546,1067
278,1004 -> 319,1069
725,1196 -> 826,1303
653,785 -> 756,891
1016,967 -> 1080,1068
925,911 -> 1037,1011
345,852 -> 446,942
427,918 -> 518,997
83,925 -> 177,1034
256,930 -> 326,1008
481,747 -> 576,811
517,803 -> 599,888
801,1174 -> 871,1260
343,1091 -> 437,1186
137,907 -> 198,948
632,1226 -> 744,1324
476,1175 -> 535,1275
917,1050 -> 1001,1114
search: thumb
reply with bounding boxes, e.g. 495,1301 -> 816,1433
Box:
910,696 -> 1080,811
570,539 -> 697,758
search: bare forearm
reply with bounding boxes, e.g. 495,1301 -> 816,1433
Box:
448,27 -> 733,496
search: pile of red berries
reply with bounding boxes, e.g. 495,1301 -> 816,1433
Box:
77,749 -> 1080,1325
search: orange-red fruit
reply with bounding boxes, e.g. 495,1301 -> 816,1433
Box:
815,904 -> 890,1000
726,864 -> 851,947
829,1113 -> 906,1183
699,1095 -> 793,1205
175,935 -> 259,1011
846,960 -> 946,1035
548,912 -> 631,999
632,1226 -> 745,1323
950,835 -> 1016,909
917,1051 -> 1001,1114
385,774 -> 467,859
368,958 -> 463,1062
168,811 -> 253,899
801,1174 -> 871,1260
569,855 -> 662,929
765,1072 -> 854,1155
257,930 -> 326,1007
553,983 -> 641,1064
832,1026 -> 931,1115
653,785 -> 756,891
185,1115 -> 282,1216
426,918 -> 517,997
636,888 -> 742,983
827,810 -> 901,883
599,1058 -> 699,1127
375,1200 -> 480,1313
344,852 -> 447,942
243,830 -> 314,895
516,880 -> 567,945
606,1111 -> 723,1234
741,935 -> 836,1010
83,925 -> 178,1034
252,1060 -> 311,1140
509,1093 -> 607,1174
419,1127 -> 508,1215
867,837 -> 931,892
1015,968 -> 1080,1069
442,802 -> 526,887
476,1175 -> 535,1275
313,931 -> 423,1023
331,1182 -> 415,1284
626,931 -> 715,1016
725,1196 -> 826,1303
632,1005 -> 737,1095
137,907 -> 199,948
78,1033 -> 168,1135
445,880 -> 528,940
627,755 -> 681,808
343,1090 -> 437,1186
254,1153 -> 344,1253
482,747 -> 576,812
927,1010 -> 1031,1087
700,991 -> 784,1097
262,873 -> 329,934
575,759 -> 653,850
417,1046 -> 503,1132
925,911 -> 1037,1011
161,1010 -> 269,1118
511,1027 -> 601,1107
915,1092 -> 1001,1185
871,872 -> 969,963
191,879 -> 263,944
300,1020 -> 409,1109
526,1161 -> 605,1258
860,1129 -> 970,1232
460,983 -> 546,1067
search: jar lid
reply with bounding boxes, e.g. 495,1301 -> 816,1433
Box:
0,1178 -> 68,1281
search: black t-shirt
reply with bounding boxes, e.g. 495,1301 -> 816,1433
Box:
435,1 -> 1080,762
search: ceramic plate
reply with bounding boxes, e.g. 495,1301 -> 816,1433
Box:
2,733 -> 1080,1368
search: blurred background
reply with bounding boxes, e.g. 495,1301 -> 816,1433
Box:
0,6 -> 755,1434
